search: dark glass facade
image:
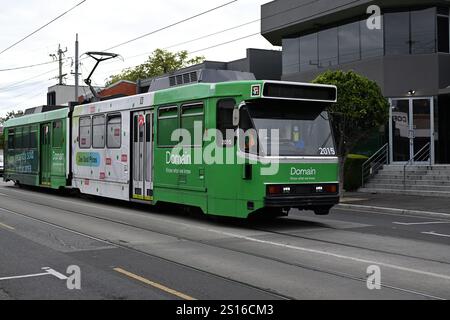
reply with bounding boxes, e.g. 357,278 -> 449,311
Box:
282,7 -> 449,75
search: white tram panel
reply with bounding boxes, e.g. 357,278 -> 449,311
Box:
71,93 -> 155,201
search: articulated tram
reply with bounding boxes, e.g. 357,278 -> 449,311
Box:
3,80 -> 339,218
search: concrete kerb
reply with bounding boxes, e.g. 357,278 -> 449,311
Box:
336,203 -> 450,221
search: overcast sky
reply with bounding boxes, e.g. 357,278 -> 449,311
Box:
0,0 -> 276,117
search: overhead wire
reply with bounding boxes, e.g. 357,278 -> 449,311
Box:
103,0 -> 239,52
0,0 -> 88,56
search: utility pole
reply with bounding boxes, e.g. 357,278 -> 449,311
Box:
50,44 -> 68,85
74,34 -> 79,101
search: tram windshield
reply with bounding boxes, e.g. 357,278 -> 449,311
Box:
240,100 -> 336,157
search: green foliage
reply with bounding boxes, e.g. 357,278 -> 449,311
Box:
344,154 -> 369,191
1,110 -> 24,122
312,70 -> 389,157
106,49 -> 205,86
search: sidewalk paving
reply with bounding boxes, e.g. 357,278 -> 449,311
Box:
339,192 -> 450,218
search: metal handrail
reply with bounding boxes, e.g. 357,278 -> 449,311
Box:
361,143 -> 389,187
403,142 -> 431,188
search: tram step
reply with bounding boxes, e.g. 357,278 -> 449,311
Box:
364,183 -> 450,192
369,178 -> 450,186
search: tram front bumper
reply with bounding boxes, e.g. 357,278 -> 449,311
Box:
264,194 -> 340,208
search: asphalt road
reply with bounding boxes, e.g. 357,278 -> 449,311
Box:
0,181 -> 449,300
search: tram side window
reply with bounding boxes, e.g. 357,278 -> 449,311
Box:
7,129 -> 15,150
181,103 -> 203,147
22,126 -> 30,149
217,99 -> 236,147
14,127 -> 23,149
93,115 -> 106,148
107,114 -> 121,149
30,125 -> 38,149
52,120 -> 63,148
158,106 -> 179,147
146,114 -> 151,142
79,117 -> 92,149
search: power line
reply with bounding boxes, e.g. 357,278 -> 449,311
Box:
0,68 -> 58,91
0,0 -> 87,57
125,19 -> 261,61
0,59 -> 58,72
164,19 -> 260,50
100,32 -> 264,76
0,1 -> 260,91
0,79 -> 53,101
97,18 -> 260,68
188,32 -> 261,54
104,0 -> 239,51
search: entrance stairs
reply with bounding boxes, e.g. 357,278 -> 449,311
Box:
360,165 -> 450,197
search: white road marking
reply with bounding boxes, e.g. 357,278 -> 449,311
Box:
0,221 -> 15,230
393,221 -> 450,226
0,267 -> 67,281
42,267 -> 68,280
205,230 -> 450,281
0,273 -> 50,281
422,231 -> 450,238
2,198 -> 450,283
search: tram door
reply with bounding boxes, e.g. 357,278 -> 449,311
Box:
40,123 -> 52,186
132,111 -> 154,201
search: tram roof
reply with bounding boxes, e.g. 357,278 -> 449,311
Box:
5,81 -> 337,125
3,107 -> 70,128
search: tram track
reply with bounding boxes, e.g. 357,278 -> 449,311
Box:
249,224 -> 450,266
2,185 -> 450,267
0,185 -> 447,300
0,201 -> 290,301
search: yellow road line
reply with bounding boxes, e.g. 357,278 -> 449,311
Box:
113,267 -> 196,300
0,222 -> 15,230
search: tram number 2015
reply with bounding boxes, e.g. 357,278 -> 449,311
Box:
319,148 -> 336,156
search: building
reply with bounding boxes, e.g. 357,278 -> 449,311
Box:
261,0 -> 450,166
138,48 -> 282,93
78,80 -> 136,103
47,84 -> 94,106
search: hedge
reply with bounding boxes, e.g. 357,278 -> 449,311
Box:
344,154 -> 369,191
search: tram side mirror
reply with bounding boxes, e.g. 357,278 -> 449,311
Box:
232,108 -> 240,127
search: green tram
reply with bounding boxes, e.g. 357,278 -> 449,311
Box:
3,81 -> 339,218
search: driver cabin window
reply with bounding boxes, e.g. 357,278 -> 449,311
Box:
217,99 -> 236,147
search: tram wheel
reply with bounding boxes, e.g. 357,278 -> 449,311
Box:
314,206 -> 332,216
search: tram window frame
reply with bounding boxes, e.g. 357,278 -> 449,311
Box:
92,115 -> 106,149
7,128 -> 15,150
79,116 -> 92,149
157,106 -> 179,147
106,114 -> 122,149
217,98 -> 237,148
181,102 -> 204,147
52,120 -> 63,148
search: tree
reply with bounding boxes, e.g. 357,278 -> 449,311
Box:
106,49 -> 205,86
312,70 -> 389,190
1,110 -> 24,122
